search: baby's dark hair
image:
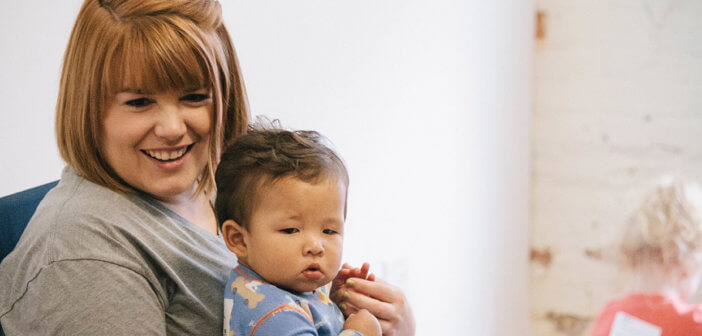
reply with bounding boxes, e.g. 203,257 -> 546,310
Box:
215,120 -> 349,230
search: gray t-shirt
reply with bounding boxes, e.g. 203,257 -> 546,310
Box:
0,167 -> 236,335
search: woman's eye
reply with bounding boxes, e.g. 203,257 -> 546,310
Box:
323,229 -> 338,235
181,93 -> 209,103
125,98 -> 152,108
280,228 -> 299,234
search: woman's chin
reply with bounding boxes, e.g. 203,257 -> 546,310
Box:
142,181 -> 200,204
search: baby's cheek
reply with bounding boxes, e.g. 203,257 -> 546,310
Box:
252,244 -> 287,268
329,242 -> 344,268
267,246 -> 292,266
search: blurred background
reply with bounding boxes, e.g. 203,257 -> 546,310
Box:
1,0 -> 700,335
530,1 -> 702,335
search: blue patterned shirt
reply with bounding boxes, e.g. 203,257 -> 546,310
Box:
223,265 -> 362,336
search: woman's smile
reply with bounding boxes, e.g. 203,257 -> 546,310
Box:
140,144 -> 196,171
142,144 -> 192,162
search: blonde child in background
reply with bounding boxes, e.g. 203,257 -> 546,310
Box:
591,176 -> 702,336
215,122 -> 381,336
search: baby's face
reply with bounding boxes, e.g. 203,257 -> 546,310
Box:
242,176 -> 346,293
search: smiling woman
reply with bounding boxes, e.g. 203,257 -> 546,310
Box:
0,0 -> 249,334
54,0 -> 248,197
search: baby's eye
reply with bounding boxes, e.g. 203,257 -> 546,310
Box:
280,228 -> 299,234
181,93 -> 210,103
323,229 -> 338,235
126,98 -> 152,108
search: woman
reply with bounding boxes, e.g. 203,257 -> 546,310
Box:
0,0 -> 414,335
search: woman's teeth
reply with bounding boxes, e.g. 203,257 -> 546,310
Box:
144,147 -> 187,161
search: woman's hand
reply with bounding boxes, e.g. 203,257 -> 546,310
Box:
331,263 -> 416,336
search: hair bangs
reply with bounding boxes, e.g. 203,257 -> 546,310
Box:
105,18 -> 212,96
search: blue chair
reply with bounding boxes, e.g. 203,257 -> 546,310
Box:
0,181 -> 57,336
0,181 -> 59,262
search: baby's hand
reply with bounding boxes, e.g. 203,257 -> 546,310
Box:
343,309 -> 381,336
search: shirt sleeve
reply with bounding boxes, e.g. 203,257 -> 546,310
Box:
1,259 -> 166,335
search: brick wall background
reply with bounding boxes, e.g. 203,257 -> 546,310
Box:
530,0 -> 702,335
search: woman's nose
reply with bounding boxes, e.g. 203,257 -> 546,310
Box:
153,105 -> 186,142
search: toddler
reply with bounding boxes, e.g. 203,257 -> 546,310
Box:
591,176 -> 702,335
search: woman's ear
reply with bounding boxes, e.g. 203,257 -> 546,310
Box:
222,219 -> 248,259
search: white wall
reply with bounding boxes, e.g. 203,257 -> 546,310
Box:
0,1 -> 82,192
0,1 -> 533,334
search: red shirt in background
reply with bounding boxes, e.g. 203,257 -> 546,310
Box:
591,293 -> 702,336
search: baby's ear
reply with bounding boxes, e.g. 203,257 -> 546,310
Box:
222,219 -> 248,258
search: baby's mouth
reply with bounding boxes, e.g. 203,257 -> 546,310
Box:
302,264 -> 323,279
142,144 -> 193,162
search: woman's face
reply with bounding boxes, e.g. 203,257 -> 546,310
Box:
101,88 -> 213,202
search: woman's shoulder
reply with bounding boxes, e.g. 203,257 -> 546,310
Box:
9,167 -> 200,266
1,167 -> 234,309
30,168 -> 153,242
45,168 -> 221,241
4,168 -> 153,266
18,167 -> 232,267
0,169 -> 154,313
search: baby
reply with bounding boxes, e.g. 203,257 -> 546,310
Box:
215,123 -> 381,336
